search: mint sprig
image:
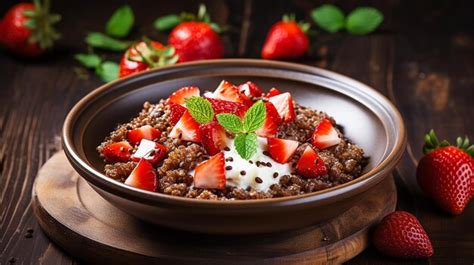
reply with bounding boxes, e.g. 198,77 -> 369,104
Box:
106,5 -> 135,38
185,96 -> 214,124
74,53 -> 119,82
217,100 -> 266,159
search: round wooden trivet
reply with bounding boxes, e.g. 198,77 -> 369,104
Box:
32,152 -> 396,265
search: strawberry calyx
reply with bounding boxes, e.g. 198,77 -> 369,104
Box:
23,0 -> 61,50
155,4 -> 225,33
282,14 -> 310,34
128,39 -> 178,68
423,129 -> 474,157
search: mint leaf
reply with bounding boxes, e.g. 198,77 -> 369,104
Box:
154,14 -> 181,31
85,32 -> 131,51
243,100 -> 266,133
185,96 -> 214,124
106,5 -> 134,38
216,113 -> 243,134
234,133 -> 258,160
346,7 -> 383,35
74,53 -> 102,68
311,4 -> 345,33
96,61 -> 119,82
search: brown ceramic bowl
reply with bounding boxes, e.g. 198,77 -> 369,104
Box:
63,59 -> 406,234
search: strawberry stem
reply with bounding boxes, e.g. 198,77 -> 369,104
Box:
423,129 -> 474,157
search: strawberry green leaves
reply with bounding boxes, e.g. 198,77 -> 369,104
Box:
185,96 -> 214,124
106,5 -> 135,38
311,4 -> 383,35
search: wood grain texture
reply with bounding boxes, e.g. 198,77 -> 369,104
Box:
0,0 -> 473,264
32,152 -> 396,265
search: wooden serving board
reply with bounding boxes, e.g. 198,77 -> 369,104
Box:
32,152 -> 397,265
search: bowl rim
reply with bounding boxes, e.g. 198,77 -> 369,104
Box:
63,59 -> 406,208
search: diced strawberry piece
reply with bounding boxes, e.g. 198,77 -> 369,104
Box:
238,81 -> 263,98
206,97 -> 248,118
256,102 -> 281,137
125,159 -> 157,191
127,125 -> 161,146
264,87 -> 281,98
311,118 -> 341,149
169,111 -> 201,142
168,86 -> 200,105
132,139 -> 168,165
200,121 -> 227,155
101,141 -> 132,163
267,137 -> 299,163
168,102 -> 187,125
268,92 -> 296,123
213,80 -> 249,104
194,152 -> 226,189
296,146 -> 327,178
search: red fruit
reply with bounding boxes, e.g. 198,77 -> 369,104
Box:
101,141 -> 132,163
168,21 -> 224,63
119,41 -> 177,78
296,146 -> 327,178
127,125 -> 161,146
206,97 -> 248,118
267,137 -> 299,163
193,152 -> 226,189
212,80 -> 250,104
373,211 -> 433,259
168,86 -> 200,105
256,102 -> 281,138
311,118 -> 341,149
238,81 -> 263,98
199,121 -> 227,155
125,159 -> 157,192
0,2 -> 60,57
169,111 -> 201,142
261,16 -> 309,60
268,92 -> 296,123
168,102 -> 187,125
264,87 -> 281,98
131,139 -> 168,165
416,130 -> 473,215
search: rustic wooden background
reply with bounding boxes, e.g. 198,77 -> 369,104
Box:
0,0 -> 473,264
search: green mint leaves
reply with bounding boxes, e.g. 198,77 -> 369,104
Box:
154,14 -> 182,32
85,32 -> 132,51
74,53 -> 119,82
217,100 -> 266,159
185,96 -> 214,124
106,5 -> 135,38
311,5 -> 383,35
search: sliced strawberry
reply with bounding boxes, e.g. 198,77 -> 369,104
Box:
268,92 -> 296,123
127,125 -> 161,146
311,118 -> 341,149
168,102 -> 187,125
206,97 -> 248,118
264,87 -> 281,99
132,139 -> 168,165
199,121 -> 227,155
194,152 -> 226,189
296,146 -> 327,178
267,137 -> 299,163
169,111 -> 201,142
125,159 -> 157,192
213,80 -> 250,104
168,86 -> 200,105
101,141 -> 132,163
256,102 -> 281,137
238,81 -> 263,98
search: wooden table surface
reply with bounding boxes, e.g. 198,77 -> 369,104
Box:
0,0 -> 472,264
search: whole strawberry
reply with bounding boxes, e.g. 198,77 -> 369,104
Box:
261,14 -> 309,60
373,211 -> 433,259
417,130 -> 473,215
0,0 -> 60,57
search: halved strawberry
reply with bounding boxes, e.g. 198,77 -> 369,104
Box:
200,121 -> 227,155
238,81 -> 263,98
268,92 -> 296,123
127,125 -> 161,146
213,80 -> 251,104
206,97 -> 248,118
256,102 -> 281,137
125,159 -> 157,191
168,86 -> 200,105
267,137 -> 299,163
101,141 -> 132,163
311,118 -> 341,149
264,87 -> 281,99
296,146 -> 327,178
169,111 -> 201,142
194,152 -> 226,189
132,139 -> 168,165
168,102 -> 187,125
